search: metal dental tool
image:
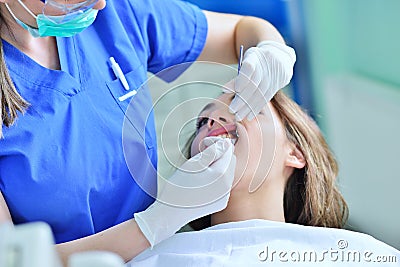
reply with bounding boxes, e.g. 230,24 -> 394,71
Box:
231,45 -> 244,145
237,45 -> 244,75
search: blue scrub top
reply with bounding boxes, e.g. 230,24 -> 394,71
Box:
0,0 -> 207,243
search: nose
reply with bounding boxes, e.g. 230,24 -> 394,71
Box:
207,110 -> 235,130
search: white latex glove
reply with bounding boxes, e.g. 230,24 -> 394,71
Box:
134,137 -> 236,247
228,40 -> 296,121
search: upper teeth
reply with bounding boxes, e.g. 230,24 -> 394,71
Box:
216,134 -> 231,139
215,133 -> 238,145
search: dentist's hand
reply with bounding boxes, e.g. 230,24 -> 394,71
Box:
134,138 -> 236,247
229,41 -> 296,121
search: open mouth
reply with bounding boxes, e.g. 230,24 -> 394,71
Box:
206,124 -> 239,145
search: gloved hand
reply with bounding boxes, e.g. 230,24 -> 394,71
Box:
134,137 -> 236,247
228,40 -> 296,121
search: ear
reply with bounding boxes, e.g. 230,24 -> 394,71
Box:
285,143 -> 306,169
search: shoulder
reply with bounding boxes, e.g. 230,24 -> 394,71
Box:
100,0 -> 199,19
94,0 -> 204,35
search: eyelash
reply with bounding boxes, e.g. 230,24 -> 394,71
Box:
196,117 -> 208,130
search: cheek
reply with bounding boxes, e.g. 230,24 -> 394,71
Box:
231,123 -> 260,188
190,139 -> 199,157
260,123 -> 276,159
190,131 -> 207,157
244,124 -> 264,172
232,119 -> 275,191
94,0 -> 107,10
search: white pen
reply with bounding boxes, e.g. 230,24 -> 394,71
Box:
109,57 -> 130,90
118,90 -> 137,102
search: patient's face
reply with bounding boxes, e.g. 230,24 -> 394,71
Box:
191,93 -> 288,191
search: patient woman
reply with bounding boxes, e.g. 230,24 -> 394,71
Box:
129,91 -> 400,266
187,90 -> 347,230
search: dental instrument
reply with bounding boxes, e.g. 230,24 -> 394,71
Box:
231,44 -> 244,145
237,45 -> 244,75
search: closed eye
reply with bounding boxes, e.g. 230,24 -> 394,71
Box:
196,117 -> 208,131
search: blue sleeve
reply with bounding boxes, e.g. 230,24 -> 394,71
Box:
131,0 -> 208,80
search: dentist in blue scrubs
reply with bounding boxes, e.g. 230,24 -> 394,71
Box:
0,0 -> 296,265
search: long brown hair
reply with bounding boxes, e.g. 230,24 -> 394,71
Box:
0,11 -> 30,138
185,91 -> 348,230
272,91 -> 348,228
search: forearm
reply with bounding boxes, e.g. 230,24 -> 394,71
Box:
56,219 -> 150,266
0,191 -> 13,224
199,11 -> 285,64
234,16 -> 285,58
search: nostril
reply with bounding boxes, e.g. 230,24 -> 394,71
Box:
208,119 -> 215,127
219,117 -> 227,123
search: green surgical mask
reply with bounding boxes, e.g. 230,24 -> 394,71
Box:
5,2 -> 98,38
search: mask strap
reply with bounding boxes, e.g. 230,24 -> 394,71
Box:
4,4 -> 23,22
16,0 -> 38,19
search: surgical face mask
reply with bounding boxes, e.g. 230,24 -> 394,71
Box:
5,0 -> 98,38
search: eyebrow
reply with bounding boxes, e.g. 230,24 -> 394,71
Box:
198,103 -> 215,116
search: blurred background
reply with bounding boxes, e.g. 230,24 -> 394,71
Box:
148,0 -> 400,249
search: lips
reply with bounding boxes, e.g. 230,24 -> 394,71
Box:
206,124 -> 239,145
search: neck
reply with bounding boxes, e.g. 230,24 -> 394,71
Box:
211,175 -> 287,226
1,8 -> 61,70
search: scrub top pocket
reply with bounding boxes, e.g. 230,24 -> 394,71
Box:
106,67 -> 157,151
106,67 -> 158,199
